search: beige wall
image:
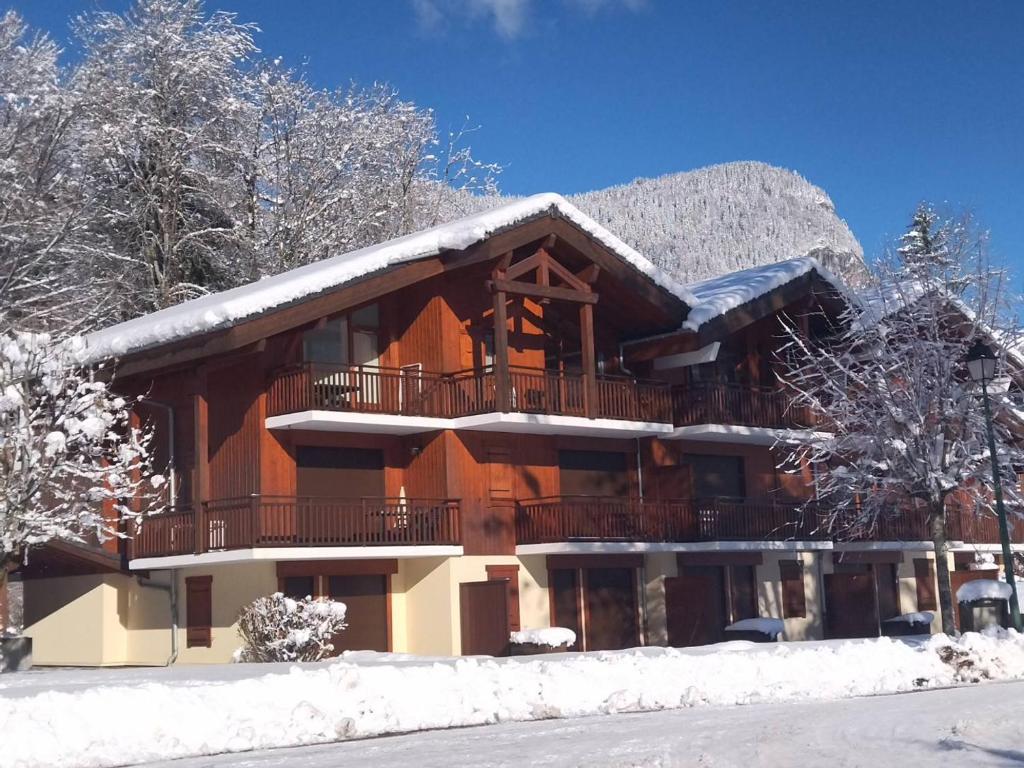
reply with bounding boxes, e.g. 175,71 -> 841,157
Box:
173,562 -> 277,664
755,551 -> 824,641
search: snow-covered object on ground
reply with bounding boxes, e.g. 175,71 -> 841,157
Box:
81,194 -> 696,363
6,633 -> 1024,768
957,580 -> 1013,604
235,593 -> 347,663
884,612 -> 935,625
681,257 -> 846,332
968,553 -> 1000,571
724,618 -> 785,637
509,628 -> 576,648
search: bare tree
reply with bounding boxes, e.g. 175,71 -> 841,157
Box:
779,209 -> 1024,634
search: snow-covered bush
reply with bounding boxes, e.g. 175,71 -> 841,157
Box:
235,592 -> 347,663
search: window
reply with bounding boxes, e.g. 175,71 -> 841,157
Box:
281,575 -> 316,600
686,454 -> 745,499
303,304 -> 379,366
185,575 -> 212,648
727,565 -> 758,622
779,560 -> 806,618
558,450 -> 630,497
914,558 -> 937,611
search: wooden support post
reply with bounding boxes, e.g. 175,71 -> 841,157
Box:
493,289 -> 510,412
580,302 -> 597,418
192,371 -> 210,554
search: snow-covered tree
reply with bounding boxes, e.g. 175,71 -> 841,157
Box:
71,0 -> 258,318
235,592 -> 347,663
779,211 -> 1024,634
0,332 -> 160,630
0,12 -> 106,335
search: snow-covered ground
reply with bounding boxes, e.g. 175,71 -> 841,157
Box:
137,679 -> 1024,768
5,633 -> 1024,768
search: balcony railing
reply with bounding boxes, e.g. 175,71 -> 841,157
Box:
514,496 -> 1024,546
131,496 -> 460,559
267,363 -> 672,422
515,496 -> 825,545
671,383 -> 817,430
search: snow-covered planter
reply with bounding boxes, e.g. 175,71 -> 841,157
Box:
235,593 -> 347,663
881,612 -> 934,637
957,579 -> 1011,633
723,617 -> 784,643
509,627 -> 576,655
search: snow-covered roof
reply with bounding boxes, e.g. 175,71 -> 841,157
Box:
82,193 -> 696,364
681,256 -> 847,333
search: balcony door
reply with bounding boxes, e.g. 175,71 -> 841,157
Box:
296,446 -> 385,498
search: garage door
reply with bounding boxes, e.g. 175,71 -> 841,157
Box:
665,566 -> 726,647
326,574 -> 388,653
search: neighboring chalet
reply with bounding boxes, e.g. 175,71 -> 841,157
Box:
17,194 -> 1024,665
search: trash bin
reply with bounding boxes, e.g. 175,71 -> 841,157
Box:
0,636 -> 32,672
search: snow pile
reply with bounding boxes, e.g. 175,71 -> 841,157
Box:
724,618 -> 785,638
82,194 -> 695,362
510,628 -> 576,647
6,634 -> 1024,768
957,580 -> 1013,604
681,257 -> 846,332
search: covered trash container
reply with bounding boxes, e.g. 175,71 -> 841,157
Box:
723,617 -> 784,643
956,579 -> 1012,632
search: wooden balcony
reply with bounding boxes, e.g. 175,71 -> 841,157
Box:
268,363 -> 672,423
514,496 -> 1024,546
515,496 -> 826,545
131,497 -> 460,559
671,383 -> 817,430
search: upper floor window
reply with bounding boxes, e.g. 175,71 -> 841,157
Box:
303,303 -> 380,367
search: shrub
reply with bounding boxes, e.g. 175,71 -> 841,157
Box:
235,592 -> 347,663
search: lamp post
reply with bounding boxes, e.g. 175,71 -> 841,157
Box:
966,339 -> 1022,631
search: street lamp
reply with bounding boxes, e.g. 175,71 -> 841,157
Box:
966,339 -> 1022,631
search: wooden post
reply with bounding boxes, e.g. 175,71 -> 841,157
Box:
580,302 -> 597,418
192,371 -> 209,554
493,289 -> 510,412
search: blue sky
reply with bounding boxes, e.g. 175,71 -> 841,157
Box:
18,0 -> 1024,273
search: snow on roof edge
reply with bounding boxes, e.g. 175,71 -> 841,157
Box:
680,256 -> 850,333
82,193 -> 696,364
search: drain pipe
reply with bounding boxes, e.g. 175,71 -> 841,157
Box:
134,397 -> 179,665
620,343 -> 650,644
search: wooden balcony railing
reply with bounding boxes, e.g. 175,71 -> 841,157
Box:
267,363 -> 673,423
515,496 -> 1024,546
131,497 -> 460,558
515,496 -> 825,545
671,383 -> 817,430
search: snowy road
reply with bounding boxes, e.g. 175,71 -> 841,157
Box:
140,680 -> 1024,768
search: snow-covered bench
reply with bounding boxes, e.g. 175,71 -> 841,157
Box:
881,612 -> 934,637
723,618 -> 784,643
509,627 -> 576,655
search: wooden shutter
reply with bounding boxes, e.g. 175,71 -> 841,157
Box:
185,575 -> 213,648
914,558 -> 937,611
779,560 -> 806,619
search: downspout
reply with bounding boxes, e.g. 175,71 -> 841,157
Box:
135,397 -> 179,665
618,342 -> 645,502
621,343 -> 649,645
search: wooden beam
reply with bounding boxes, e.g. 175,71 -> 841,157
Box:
191,369 -> 209,554
493,290 -> 510,413
504,249 -> 547,281
580,302 -> 597,418
576,264 -> 601,284
487,278 -> 598,305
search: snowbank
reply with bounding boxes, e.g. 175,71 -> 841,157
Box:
6,633 -> 1024,768
724,618 -> 785,637
957,579 -> 1013,603
510,628 -> 576,647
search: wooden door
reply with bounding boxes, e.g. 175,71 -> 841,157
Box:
584,567 -> 639,651
326,574 -> 388,653
874,563 -> 901,621
550,568 -> 582,651
460,580 -> 510,657
666,566 -> 727,647
824,573 -> 879,639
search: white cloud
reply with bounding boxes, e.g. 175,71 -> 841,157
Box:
412,0 -> 644,39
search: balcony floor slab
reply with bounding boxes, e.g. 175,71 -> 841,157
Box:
665,423 -> 832,445
267,410 -> 675,437
516,541 -> 834,556
130,545 -> 464,570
